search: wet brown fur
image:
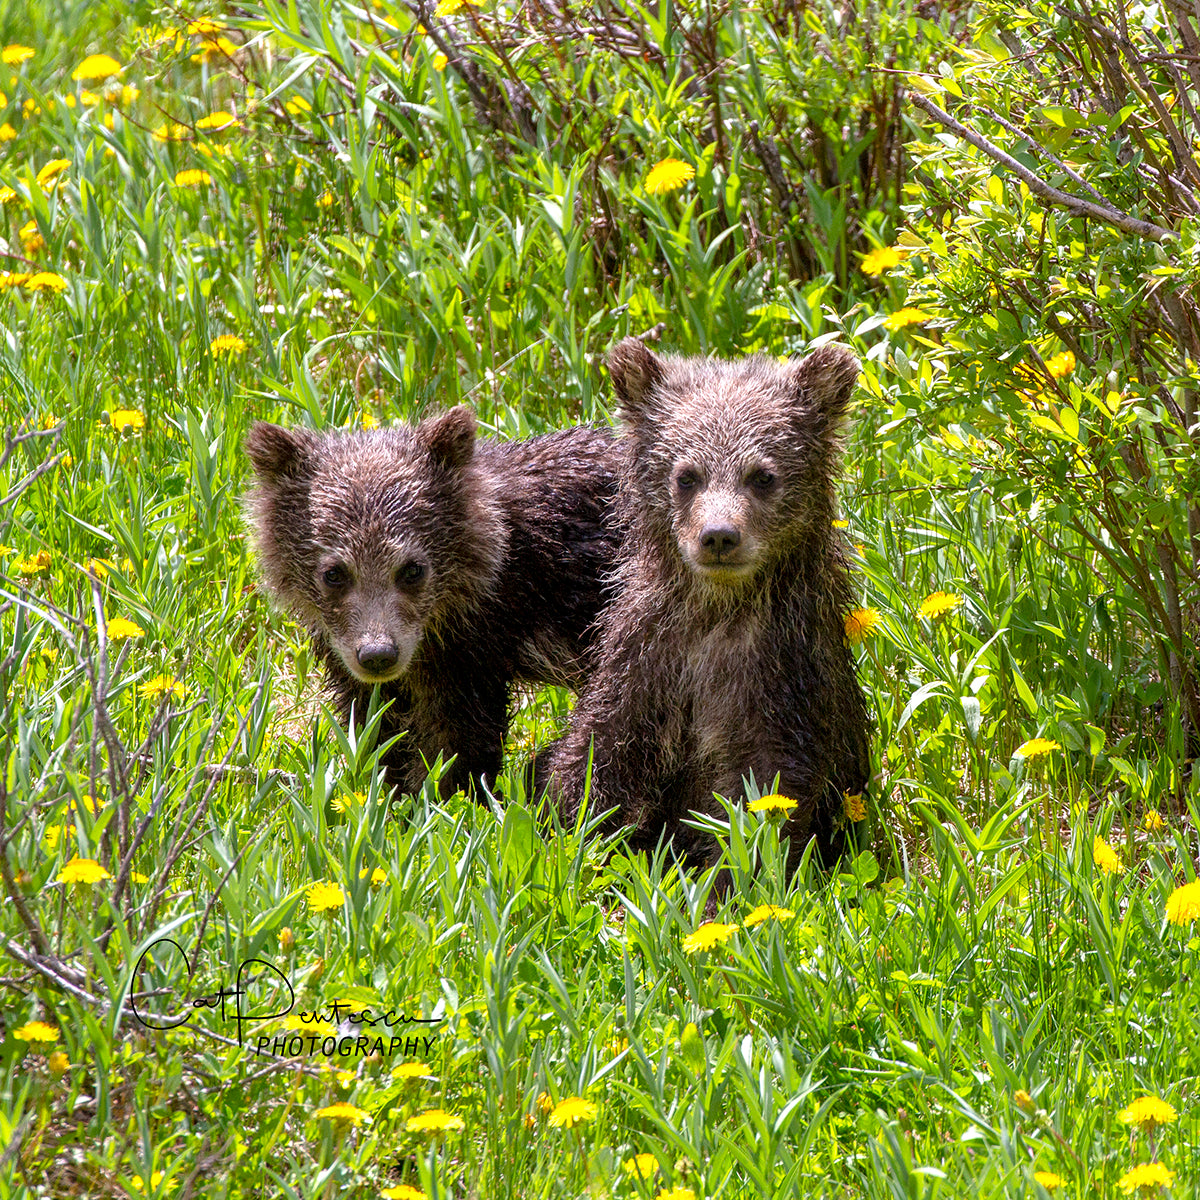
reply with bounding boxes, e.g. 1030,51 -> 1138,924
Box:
543,339 -> 871,871
245,409 -> 619,797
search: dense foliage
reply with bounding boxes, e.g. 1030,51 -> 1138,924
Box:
0,0 -> 1196,1196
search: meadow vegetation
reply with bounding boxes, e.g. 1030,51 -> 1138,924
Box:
0,0 -> 1197,1195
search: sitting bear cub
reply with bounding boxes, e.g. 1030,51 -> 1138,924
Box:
245,408 -> 619,797
543,339 -> 870,870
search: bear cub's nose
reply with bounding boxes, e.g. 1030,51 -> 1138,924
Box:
357,640 -> 400,674
699,526 -> 741,557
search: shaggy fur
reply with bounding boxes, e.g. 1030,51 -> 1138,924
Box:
245,408 -> 619,796
543,339 -> 870,871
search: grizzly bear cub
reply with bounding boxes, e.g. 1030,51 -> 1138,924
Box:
245,408 -> 619,797
543,339 -> 870,871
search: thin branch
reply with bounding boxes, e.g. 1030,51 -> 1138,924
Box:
906,90 -> 1177,242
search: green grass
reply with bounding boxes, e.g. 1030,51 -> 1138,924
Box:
0,0 -> 1197,1196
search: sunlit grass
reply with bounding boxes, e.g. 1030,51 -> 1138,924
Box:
0,1 -> 1195,1196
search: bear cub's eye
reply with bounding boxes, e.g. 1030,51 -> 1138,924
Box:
396,561 -> 426,587
675,468 -> 701,493
322,565 -> 351,588
748,468 -> 776,492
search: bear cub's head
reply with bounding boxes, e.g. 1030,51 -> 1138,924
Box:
244,406 -> 504,685
608,338 -> 859,587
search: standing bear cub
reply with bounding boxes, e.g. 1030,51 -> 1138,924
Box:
543,339 -> 870,871
245,408 -> 619,797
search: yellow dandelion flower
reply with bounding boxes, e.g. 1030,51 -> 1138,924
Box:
13,1020 -> 59,1042
130,871 -> 149,883
152,122 -> 190,142
406,1107 -> 465,1133
140,674 -> 185,701
1033,1173 -> 1063,1191
1143,810 -> 1164,831
119,84 -> 139,105
25,272 -> 68,293
1165,879 -> 1200,925
106,617 -> 145,639
843,791 -> 867,821
43,824 -> 73,851
536,1091 -> 554,1113
80,89 -> 99,106
191,35 -> 238,63
108,408 -> 145,433
13,550 -> 51,577
0,186 -> 16,205
2,45 -> 34,66
307,880 -> 346,912
860,246 -> 903,276
391,1061 -> 432,1080
285,95 -> 312,115
19,219 -> 44,253
85,557 -> 112,578
747,793 -> 796,814
432,52 -> 449,70
381,1187 -> 427,1200
358,867 -> 387,886
278,926 -> 295,950
681,922 -> 739,952
69,794 -> 102,815
0,271 -> 30,290
743,903 -> 795,928
547,1096 -> 598,1128
655,1189 -> 697,1200
883,307 -> 930,332
317,190 -> 335,208
917,590 -> 961,619
1013,1089 -> 1035,1112
129,1172 -> 171,1193
185,17 -> 227,35
1014,737 -> 1060,759
48,1050 -> 71,1076
844,606 -> 881,643
173,168 -> 212,188
314,1101 -> 369,1126
625,1153 -> 660,1180
1045,350 -> 1075,379
1093,835 -> 1123,876
210,333 -> 247,358
1117,1163 -> 1175,1193
56,856 -> 112,884
0,124 -> 14,142
280,1014 -> 335,1035
645,157 -> 696,195
196,110 -> 240,131
1118,1096 -> 1177,1131
72,54 -> 122,82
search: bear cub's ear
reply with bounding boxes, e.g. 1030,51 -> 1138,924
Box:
418,405 -> 477,469
245,423 -> 315,480
608,337 -> 665,428
787,344 -> 860,432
